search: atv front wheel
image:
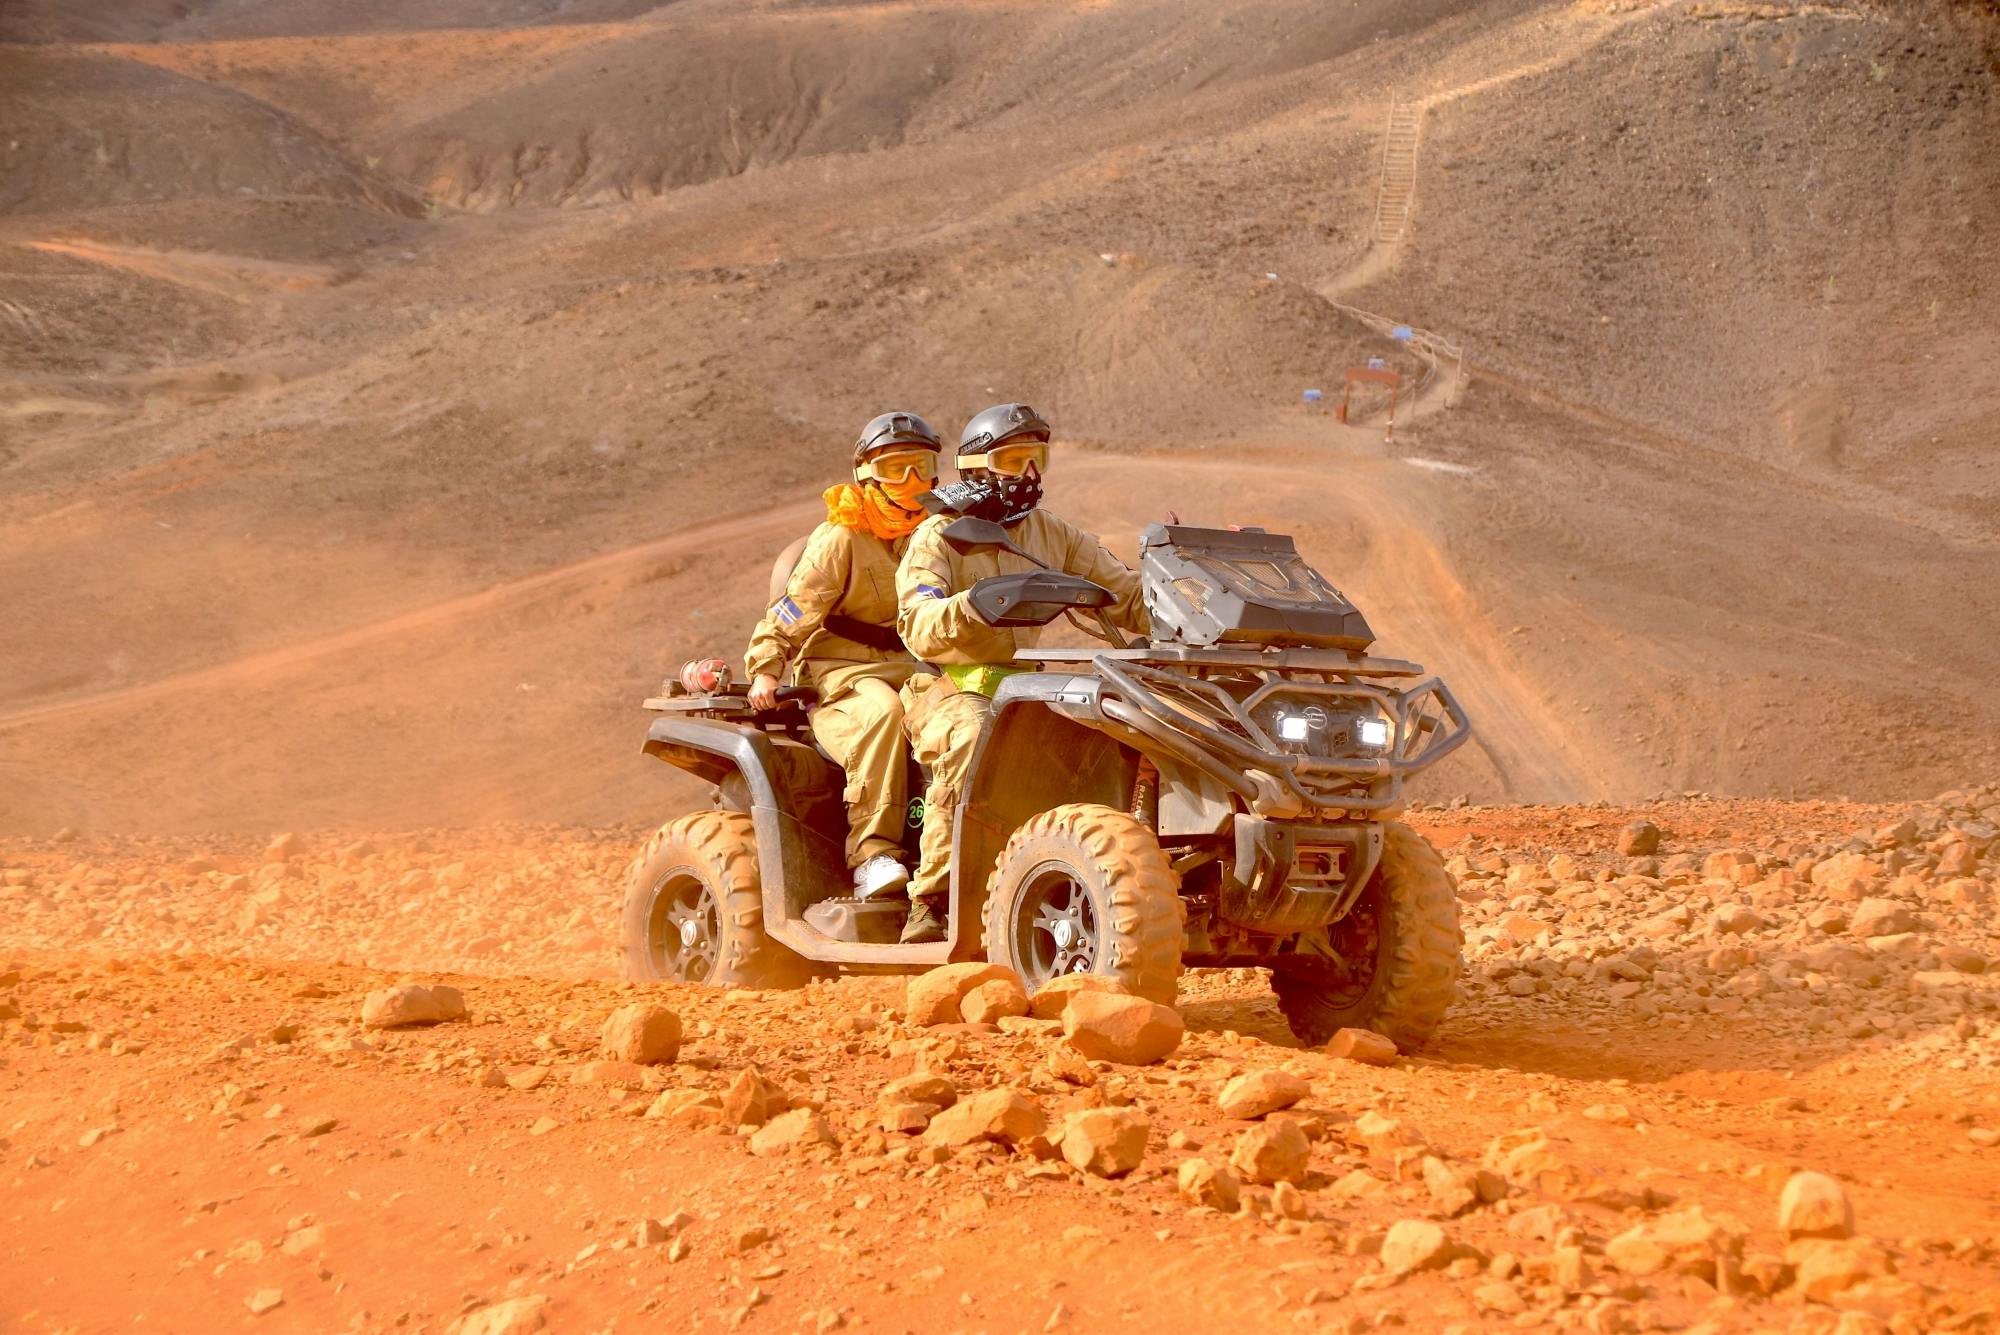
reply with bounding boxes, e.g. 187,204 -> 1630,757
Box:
622,812 -> 809,988
1271,821 -> 1461,1048
982,803 -> 1185,1005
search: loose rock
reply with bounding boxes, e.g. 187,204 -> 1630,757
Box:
748,1108 -> 836,1157
1849,898 -> 1918,938
1059,1106 -> 1149,1177
923,1088 -> 1046,1147
1177,1158 -> 1242,1212
599,1003 -> 681,1065
722,1067 -> 787,1128
1604,1206 -> 1745,1281
906,962 -> 1021,1027
450,1296 -> 549,1335
1325,1027 -> 1399,1065
1028,973 -> 1129,1021
360,983 -> 467,1029
1380,1219 -> 1453,1275
1061,992 -> 1183,1065
1778,1170 -> 1854,1240
1229,1116 -> 1311,1186
1617,821 -> 1661,856
960,976 -> 1030,1025
1216,1069 -> 1309,1120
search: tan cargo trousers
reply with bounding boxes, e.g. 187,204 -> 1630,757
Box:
901,680 -> 992,903
809,670 -> 912,869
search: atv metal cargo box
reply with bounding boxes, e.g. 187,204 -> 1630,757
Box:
1138,524 -> 1374,651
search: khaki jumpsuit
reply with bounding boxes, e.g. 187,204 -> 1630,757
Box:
894,509 -> 1150,904
745,522 -> 916,869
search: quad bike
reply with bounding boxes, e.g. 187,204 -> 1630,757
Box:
623,519 -> 1473,1047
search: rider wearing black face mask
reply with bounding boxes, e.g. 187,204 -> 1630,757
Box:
889,403 -> 1150,944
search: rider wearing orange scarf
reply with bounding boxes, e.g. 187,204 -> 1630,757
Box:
744,413 -> 941,900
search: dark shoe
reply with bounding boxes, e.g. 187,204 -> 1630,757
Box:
900,896 -> 946,945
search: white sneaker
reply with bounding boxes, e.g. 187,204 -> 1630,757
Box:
853,855 -> 910,901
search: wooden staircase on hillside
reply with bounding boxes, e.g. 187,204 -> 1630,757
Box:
1371,100 -> 1423,247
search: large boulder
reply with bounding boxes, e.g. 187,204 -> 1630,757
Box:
1062,992 -> 1183,1065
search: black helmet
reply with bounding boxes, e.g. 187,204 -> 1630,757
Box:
953,402 -> 1050,525
853,410 -> 942,467
957,402 -> 1050,459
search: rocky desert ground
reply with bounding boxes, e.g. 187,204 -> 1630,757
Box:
5,0 -> 1999,1330
6,793 -> 2000,1332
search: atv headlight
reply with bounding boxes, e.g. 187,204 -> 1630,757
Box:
1253,695 -> 1392,760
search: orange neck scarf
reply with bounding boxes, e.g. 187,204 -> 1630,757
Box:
824,480 -> 927,541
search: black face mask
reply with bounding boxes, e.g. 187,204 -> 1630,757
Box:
925,467 -> 1042,526
987,465 -> 1042,525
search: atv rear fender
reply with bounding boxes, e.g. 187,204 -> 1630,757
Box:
642,716 -> 849,947
643,716 -> 963,966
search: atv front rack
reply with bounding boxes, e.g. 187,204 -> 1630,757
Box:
1014,648 -> 1471,814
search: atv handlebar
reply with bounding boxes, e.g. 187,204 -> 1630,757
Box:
968,571 -> 1114,628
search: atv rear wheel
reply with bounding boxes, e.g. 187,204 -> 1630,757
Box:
982,803 -> 1185,1005
622,812 -> 809,989
1271,821 -> 1461,1048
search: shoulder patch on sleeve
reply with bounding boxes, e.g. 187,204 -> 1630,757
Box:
774,596 -> 803,624
916,585 -> 946,600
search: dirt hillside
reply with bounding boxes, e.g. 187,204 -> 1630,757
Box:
3,0 -> 1997,833
5,5 -> 2000,1333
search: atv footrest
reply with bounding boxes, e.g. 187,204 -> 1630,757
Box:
802,896 -> 906,945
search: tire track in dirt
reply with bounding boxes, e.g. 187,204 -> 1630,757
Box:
18,239 -> 342,301
0,496 -> 824,734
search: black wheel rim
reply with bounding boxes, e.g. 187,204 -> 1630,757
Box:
1014,861 -> 1101,988
646,867 -> 721,983
1283,883 -> 1384,1008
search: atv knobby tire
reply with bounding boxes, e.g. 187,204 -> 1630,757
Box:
1272,820 -> 1461,1048
982,802 -> 1185,1005
622,812 -> 809,989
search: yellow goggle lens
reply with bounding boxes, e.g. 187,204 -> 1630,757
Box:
859,449 -> 938,483
979,441 -> 1049,476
